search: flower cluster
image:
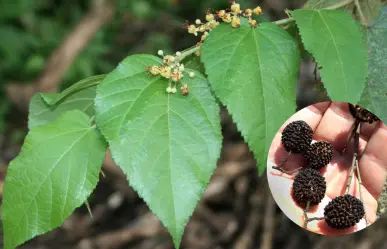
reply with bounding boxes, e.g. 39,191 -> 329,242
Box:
185,1 -> 263,45
146,50 -> 195,95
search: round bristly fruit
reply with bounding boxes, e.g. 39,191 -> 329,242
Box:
348,103 -> 380,124
324,194 -> 365,229
281,120 -> 313,153
292,168 -> 326,207
303,141 -> 333,170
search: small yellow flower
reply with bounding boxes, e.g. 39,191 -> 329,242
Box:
149,66 -> 160,75
231,3 -> 241,14
188,24 -> 198,36
160,66 -> 171,78
198,25 -> 207,32
163,55 -> 175,65
195,19 -> 202,25
249,19 -> 257,28
253,7 -> 263,15
181,84 -> 189,96
206,14 -> 214,22
245,8 -> 253,17
218,10 -> 226,18
231,16 -> 240,28
171,71 -> 183,82
222,13 -> 232,23
209,20 -> 220,29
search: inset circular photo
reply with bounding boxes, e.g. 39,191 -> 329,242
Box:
267,101 -> 387,235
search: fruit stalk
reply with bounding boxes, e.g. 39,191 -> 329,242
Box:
345,122 -> 360,195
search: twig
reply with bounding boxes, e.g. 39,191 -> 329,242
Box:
306,217 -> 325,222
7,0 -> 114,111
346,122 -> 360,195
354,0 -> 368,26
85,199 -> 93,218
355,157 -> 368,225
272,151 -> 292,173
341,121 -> 358,155
303,201 -> 311,229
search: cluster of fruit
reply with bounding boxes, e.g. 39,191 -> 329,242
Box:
274,103 -> 380,230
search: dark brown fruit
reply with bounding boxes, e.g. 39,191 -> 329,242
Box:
348,103 -> 380,124
324,194 -> 365,229
303,141 -> 333,170
281,120 -> 313,153
292,168 -> 326,207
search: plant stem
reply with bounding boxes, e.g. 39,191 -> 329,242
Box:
178,45 -> 201,62
272,151 -> 292,173
303,201 -> 311,228
85,200 -> 93,218
273,17 -> 294,26
345,122 -> 360,195
355,158 -> 368,225
306,217 -> 325,222
354,0 -> 368,26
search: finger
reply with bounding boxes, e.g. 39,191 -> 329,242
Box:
358,122 -> 387,200
360,121 -> 379,142
314,102 -> 356,152
277,101 -> 331,133
344,121 -> 378,157
268,102 -> 330,172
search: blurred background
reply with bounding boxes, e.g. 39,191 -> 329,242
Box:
0,0 -> 386,248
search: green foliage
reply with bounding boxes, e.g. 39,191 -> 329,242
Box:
182,54 -> 206,75
28,75 -> 105,129
95,55 -> 222,248
2,110 -> 106,249
0,0 -> 37,20
201,21 -> 299,174
359,6 -> 387,123
291,9 -> 368,104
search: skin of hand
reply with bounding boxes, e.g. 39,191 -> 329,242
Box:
267,102 -> 387,235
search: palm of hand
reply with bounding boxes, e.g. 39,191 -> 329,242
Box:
267,102 -> 387,235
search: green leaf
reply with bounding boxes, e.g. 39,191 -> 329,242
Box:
2,110 -> 106,249
291,9 -> 368,103
359,6 -> 387,123
28,75 -> 106,129
95,54 -> 222,248
29,87 -> 96,129
200,22 -> 299,174
181,54 -> 205,75
43,75 -> 106,106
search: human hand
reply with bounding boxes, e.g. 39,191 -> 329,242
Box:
267,102 -> 387,235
